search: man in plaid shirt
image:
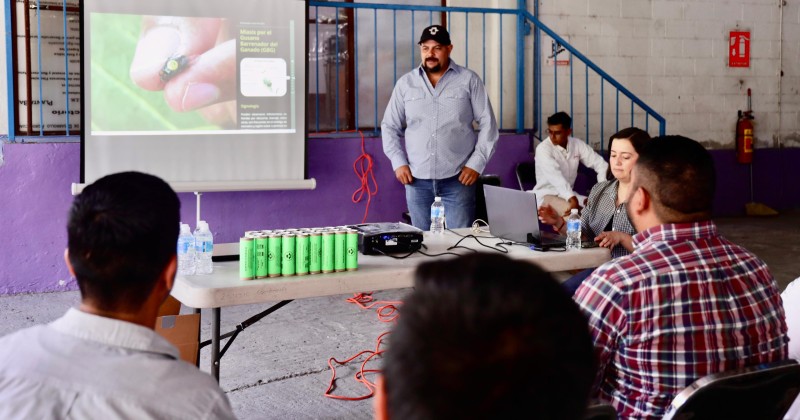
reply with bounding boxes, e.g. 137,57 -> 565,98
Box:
574,136 -> 788,419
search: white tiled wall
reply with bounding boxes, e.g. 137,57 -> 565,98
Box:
536,0 -> 800,148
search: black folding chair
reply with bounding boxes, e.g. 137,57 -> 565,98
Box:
663,359 -> 800,420
515,161 -> 536,191
583,401 -> 617,420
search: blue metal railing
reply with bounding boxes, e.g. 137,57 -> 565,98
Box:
308,1 -> 665,151
308,1 -> 521,135
524,8 -> 666,146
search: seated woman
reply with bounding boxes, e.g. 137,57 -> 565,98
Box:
538,127 -> 651,295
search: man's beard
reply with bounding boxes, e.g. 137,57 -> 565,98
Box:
424,59 -> 441,73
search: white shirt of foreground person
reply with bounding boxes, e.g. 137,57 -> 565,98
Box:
0,308 -> 236,420
531,136 -> 608,207
782,278 -> 800,420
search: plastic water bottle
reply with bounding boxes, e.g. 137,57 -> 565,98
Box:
430,196 -> 445,234
566,208 -> 582,251
194,220 -> 214,274
177,223 -> 196,275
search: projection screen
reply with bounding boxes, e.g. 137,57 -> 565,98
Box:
80,0 -> 310,192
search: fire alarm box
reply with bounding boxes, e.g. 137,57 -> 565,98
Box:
729,31 -> 750,68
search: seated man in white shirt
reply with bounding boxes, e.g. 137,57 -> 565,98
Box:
0,172 -> 236,420
531,111 -> 609,217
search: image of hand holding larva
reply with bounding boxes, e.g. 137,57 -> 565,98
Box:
129,16 -> 237,128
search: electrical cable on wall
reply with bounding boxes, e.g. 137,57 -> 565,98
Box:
349,131 -> 378,223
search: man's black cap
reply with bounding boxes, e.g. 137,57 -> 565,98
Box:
418,25 -> 451,46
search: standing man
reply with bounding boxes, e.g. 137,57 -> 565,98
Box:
382,25 -> 499,230
574,136 -> 788,418
532,111 -> 608,217
0,172 -> 236,419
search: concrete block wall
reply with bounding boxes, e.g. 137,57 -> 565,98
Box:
537,0 -> 800,149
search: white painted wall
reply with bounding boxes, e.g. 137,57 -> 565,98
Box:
3,1 -> 797,149
537,0 -> 800,149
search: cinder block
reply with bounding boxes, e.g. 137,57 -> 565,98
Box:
623,56 -> 655,77
665,57 -> 695,76
645,57 -> 666,77
752,22 -> 781,41
652,0 -> 684,20
748,40 -> 775,59
665,20 -> 696,39
548,0 -> 590,16
588,0 -> 621,18
633,20 -> 663,38
694,94 -> 720,113
714,76 -> 751,95
684,2 -> 716,21
679,75 -> 715,95
652,76 -> 681,95
695,57 -> 728,78
625,75 -> 652,96
694,20 -> 726,41
752,57 -> 780,76
567,17 -> 602,37
713,2 -> 743,22
650,19 -> 668,37
652,38 -> 683,58
681,111 -> 713,132
682,39 -> 714,58
588,36 -> 619,57
619,37 -> 651,57
743,4 -> 779,24
621,0 -> 652,19
662,92 -> 692,111
601,18 -> 635,38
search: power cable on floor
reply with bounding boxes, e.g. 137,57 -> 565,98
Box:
323,292 -> 401,401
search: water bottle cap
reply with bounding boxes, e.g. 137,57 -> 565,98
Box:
434,196 -> 442,202
570,208 -> 579,214
199,220 -> 209,230
180,223 -> 191,234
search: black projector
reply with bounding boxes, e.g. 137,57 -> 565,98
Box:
348,222 -> 424,255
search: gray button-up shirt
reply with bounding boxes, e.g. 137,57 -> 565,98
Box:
0,308 -> 236,420
381,60 -> 499,180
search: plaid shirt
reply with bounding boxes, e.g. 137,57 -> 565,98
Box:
574,221 -> 788,419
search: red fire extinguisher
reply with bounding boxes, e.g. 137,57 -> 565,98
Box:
736,88 -> 754,164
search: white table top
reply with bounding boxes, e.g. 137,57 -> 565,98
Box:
171,228 -> 611,309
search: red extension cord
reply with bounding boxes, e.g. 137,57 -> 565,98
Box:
324,292 -> 402,401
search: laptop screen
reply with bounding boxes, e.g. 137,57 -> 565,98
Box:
482,185 -> 543,243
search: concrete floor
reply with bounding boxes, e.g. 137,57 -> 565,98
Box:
1,210 -> 799,419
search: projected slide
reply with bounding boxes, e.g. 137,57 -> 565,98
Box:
82,0 -> 307,185
90,13 -> 296,133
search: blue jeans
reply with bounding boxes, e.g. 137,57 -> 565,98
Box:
405,175 -> 476,230
562,267 -> 595,297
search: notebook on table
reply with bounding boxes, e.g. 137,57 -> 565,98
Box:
482,185 -> 598,250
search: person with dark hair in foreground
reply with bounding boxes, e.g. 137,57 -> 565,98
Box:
574,136 -> 788,418
375,253 -> 596,420
0,172 -> 236,419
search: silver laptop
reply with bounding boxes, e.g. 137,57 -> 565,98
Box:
482,184 -> 566,246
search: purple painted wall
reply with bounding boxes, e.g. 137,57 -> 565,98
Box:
0,135 -> 531,294
1,137 -> 797,295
